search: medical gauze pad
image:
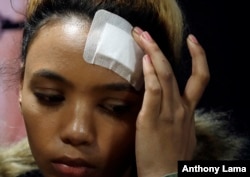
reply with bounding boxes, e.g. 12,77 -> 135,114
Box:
83,9 -> 144,90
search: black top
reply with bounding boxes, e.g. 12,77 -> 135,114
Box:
17,170 -> 43,177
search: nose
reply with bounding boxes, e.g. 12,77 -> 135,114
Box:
60,102 -> 96,146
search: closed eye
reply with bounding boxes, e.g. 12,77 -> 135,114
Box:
34,92 -> 65,106
99,103 -> 131,118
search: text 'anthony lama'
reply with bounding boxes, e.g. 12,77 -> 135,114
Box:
182,165 -> 246,174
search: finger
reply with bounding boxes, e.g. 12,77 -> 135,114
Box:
183,34 -> 210,110
132,27 -> 181,115
137,54 -> 162,126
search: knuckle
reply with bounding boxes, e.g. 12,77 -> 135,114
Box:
160,117 -> 174,124
173,105 -> 192,125
146,82 -> 162,96
149,42 -> 161,53
175,105 -> 186,121
162,70 -> 174,82
199,71 -> 210,85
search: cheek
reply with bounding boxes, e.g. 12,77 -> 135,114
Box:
21,91 -> 64,175
21,87 -> 53,134
98,120 -> 136,166
21,87 -> 61,153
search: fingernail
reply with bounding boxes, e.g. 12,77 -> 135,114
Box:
188,34 -> 199,44
143,54 -> 151,63
133,27 -> 143,35
141,31 -> 153,42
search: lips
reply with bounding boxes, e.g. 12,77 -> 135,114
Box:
52,157 -> 97,177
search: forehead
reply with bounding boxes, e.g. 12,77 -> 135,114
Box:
24,16 -> 131,88
26,16 -> 89,65
36,15 -> 90,47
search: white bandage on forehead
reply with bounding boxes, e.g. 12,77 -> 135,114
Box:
83,9 -> 144,90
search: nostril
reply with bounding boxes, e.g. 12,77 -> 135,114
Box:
60,118 -> 95,146
61,129 -> 95,146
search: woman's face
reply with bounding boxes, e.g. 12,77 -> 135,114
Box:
20,17 -> 143,177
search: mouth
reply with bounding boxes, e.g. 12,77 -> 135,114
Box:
51,157 -> 97,177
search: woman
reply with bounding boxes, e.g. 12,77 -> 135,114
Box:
0,0 -> 246,177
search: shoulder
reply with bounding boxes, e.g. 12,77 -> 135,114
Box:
193,109 -> 248,160
0,137 -> 38,177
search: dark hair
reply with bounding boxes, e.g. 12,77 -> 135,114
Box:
21,0 -> 189,91
22,0 -> 175,64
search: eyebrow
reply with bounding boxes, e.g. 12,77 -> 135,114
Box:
31,69 -> 73,87
31,69 -> 138,93
101,83 -> 137,93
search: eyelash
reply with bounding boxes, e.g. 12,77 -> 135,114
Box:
34,92 -> 65,106
34,92 -> 130,116
99,103 -> 130,117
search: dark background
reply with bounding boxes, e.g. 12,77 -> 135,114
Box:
179,0 -> 250,158
179,0 -> 249,135
180,0 -> 250,158
179,0 -> 249,159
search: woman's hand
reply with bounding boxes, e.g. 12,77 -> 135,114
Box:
132,27 -> 210,177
